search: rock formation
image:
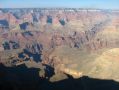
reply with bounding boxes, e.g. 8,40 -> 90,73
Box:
0,8 -> 119,82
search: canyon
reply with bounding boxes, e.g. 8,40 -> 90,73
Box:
0,8 -> 119,89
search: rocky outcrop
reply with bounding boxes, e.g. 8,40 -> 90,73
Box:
46,46 -> 119,81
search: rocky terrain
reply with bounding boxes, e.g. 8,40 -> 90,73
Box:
0,8 -> 119,89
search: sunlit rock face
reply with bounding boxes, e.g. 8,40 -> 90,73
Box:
1,8 -> 119,82
47,46 -> 119,81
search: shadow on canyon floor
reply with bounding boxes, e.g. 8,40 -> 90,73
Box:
0,64 -> 119,90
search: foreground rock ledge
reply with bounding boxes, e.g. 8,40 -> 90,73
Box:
48,46 -> 119,81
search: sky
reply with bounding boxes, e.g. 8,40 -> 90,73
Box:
0,0 -> 119,9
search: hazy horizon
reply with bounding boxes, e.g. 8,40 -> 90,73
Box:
0,0 -> 119,9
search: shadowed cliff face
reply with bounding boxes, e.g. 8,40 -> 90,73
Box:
1,9 -> 119,89
0,65 -> 119,90
0,64 -> 119,90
